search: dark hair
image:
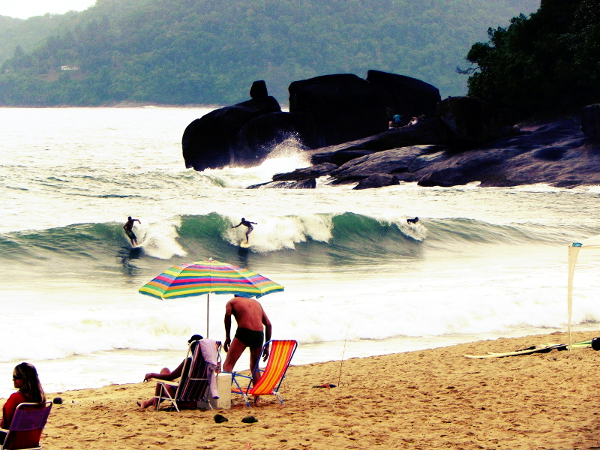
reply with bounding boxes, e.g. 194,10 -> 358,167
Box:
14,362 -> 46,404
188,334 -> 203,343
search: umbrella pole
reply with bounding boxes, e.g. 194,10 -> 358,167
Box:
207,292 -> 210,338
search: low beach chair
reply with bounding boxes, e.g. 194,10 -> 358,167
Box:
230,339 -> 298,407
150,339 -> 221,412
0,401 -> 52,450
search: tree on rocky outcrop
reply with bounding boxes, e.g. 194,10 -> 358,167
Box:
463,0 -> 600,116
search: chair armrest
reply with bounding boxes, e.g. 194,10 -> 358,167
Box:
148,378 -> 180,387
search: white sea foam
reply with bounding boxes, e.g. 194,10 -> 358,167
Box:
224,214 -> 333,251
134,220 -> 187,259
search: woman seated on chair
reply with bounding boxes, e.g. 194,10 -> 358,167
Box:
0,362 -> 46,445
138,335 -> 202,410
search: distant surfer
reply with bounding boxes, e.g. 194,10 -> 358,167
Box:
123,216 -> 141,246
407,217 -> 419,225
232,218 -> 256,244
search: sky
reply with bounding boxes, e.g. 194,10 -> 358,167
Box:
0,0 -> 96,19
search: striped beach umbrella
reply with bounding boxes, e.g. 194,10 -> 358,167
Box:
139,259 -> 284,337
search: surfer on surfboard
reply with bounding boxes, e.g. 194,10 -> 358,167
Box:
123,216 -> 141,246
232,218 -> 256,244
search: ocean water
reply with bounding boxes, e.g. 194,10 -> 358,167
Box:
1,106 -> 600,398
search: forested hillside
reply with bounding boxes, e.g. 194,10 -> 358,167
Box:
465,0 -> 600,116
0,0 -> 539,106
0,13 -> 80,64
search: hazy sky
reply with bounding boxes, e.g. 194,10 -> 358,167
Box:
0,0 -> 96,19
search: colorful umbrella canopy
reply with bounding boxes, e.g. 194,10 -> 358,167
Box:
139,259 -> 284,337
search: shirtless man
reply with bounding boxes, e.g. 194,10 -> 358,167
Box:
123,216 -> 141,246
231,218 -> 257,244
223,296 -> 272,389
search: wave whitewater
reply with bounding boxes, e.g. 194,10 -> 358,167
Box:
0,212 -> 583,271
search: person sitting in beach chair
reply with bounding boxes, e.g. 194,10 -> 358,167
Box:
0,362 -> 52,450
139,335 -> 221,412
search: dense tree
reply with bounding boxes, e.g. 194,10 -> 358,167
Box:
464,0 -> 600,116
0,0 -> 539,106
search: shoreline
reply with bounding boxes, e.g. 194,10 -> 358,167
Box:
24,330 -> 600,449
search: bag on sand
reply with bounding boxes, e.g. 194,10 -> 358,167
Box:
592,337 -> 600,351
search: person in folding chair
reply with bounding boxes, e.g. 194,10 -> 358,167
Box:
223,295 -> 272,403
138,334 -> 203,410
0,362 -> 47,448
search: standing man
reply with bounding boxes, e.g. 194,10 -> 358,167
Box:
231,218 -> 257,244
223,296 -> 272,389
123,216 -> 141,246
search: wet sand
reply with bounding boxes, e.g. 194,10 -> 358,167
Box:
20,331 -> 600,449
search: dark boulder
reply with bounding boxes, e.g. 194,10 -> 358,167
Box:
235,112 -> 318,166
250,80 -> 268,99
367,70 -> 441,119
311,150 -> 375,166
353,174 -> 399,190
582,104 -> 600,139
182,96 -> 281,171
272,163 -> 338,182
330,145 -> 439,183
248,179 -> 317,189
289,74 -> 390,147
436,97 -> 515,148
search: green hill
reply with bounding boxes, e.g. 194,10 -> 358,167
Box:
0,0 -> 539,106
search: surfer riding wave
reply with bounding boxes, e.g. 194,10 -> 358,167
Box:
232,217 -> 256,244
123,216 -> 141,246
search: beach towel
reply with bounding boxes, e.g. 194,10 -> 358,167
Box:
200,339 -> 219,399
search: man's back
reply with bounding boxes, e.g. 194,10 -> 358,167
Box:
229,297 -> 265,331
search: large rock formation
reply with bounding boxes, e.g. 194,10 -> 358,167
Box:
257,117 -> 600,189
289,74 -> 391,147
182,96 -> 281,171
367,70 -> 441,119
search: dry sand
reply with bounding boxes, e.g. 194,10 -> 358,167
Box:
13,331 -> 600,449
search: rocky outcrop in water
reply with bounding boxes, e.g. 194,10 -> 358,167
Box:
182,95 -> 281,171
258,117 -> 600,189
182,70 -> 444,170
182,72 -> 600,189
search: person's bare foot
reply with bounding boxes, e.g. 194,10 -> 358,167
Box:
138,399 -> 156,409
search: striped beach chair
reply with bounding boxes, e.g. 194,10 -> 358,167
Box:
151,339 -> 221,412
230,340 -> 298,407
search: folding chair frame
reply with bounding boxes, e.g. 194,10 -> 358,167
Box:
230,339 -> 298,407
150,340 -> 221,412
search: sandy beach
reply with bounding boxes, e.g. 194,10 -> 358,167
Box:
9,331 -> 599,450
